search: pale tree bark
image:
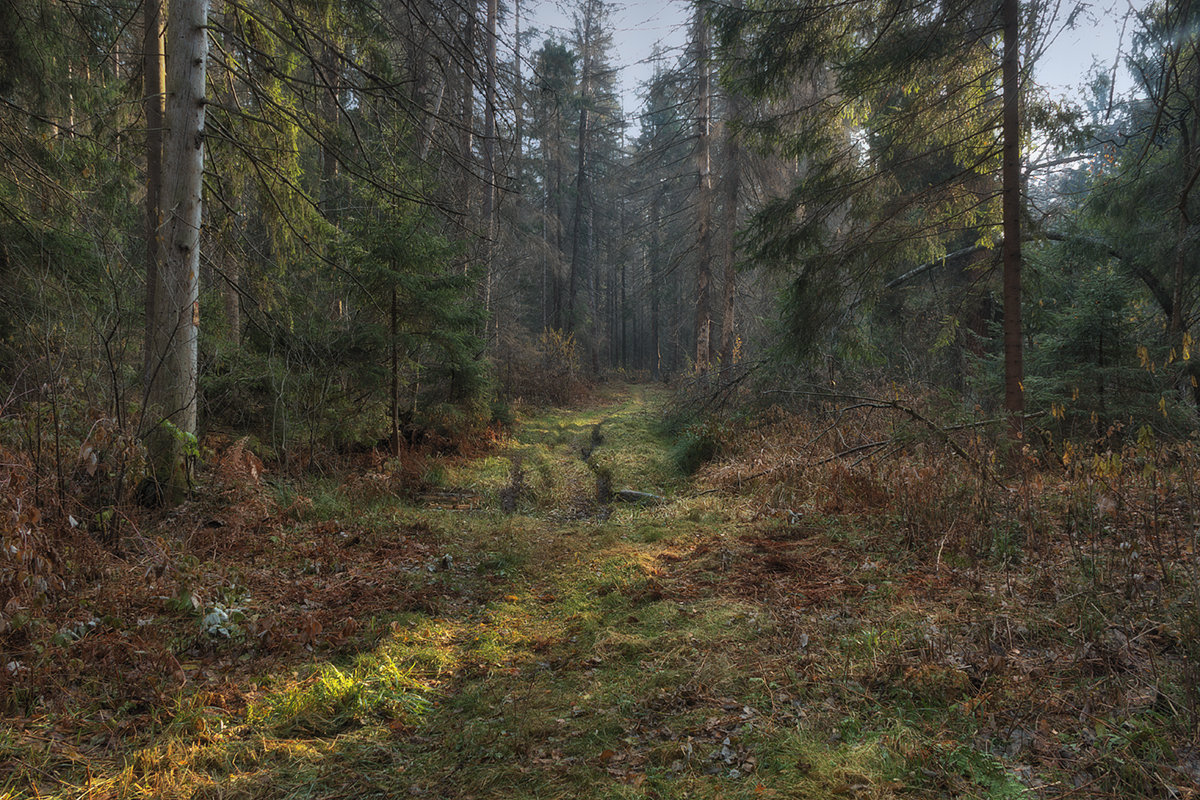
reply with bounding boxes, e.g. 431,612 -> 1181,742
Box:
694,1 -> 714,375
459,0 -> 477,217
410,0 -> 447,164
147,0 -> 209,500
1001,0 -> 1023,417
513,0 -> 524,191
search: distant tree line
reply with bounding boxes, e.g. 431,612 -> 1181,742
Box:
1,0 -> 1199,512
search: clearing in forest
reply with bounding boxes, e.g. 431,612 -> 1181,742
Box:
4,385 -> 1197,798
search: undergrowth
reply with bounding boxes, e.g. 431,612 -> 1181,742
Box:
2,383 -> 1199,799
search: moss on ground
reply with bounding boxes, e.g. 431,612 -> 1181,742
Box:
9,384 -> 1191,799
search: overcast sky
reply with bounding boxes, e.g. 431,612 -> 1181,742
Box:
519,0 -> 1154,113
520,0 -> 690,113
1036,0 -> 1150,97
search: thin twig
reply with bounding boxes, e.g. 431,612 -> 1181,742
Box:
811,439 -> 890,467
751,389 -> 1038,489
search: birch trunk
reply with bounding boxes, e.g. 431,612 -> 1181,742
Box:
459,0 -> 477,217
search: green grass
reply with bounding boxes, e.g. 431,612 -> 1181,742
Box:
438,385 -> 685,515
8,385 -> 1083,800
248,650 -> 436,736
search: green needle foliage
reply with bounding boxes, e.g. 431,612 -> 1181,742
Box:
1023,256 -> 1169,435
711,0 -> 1013,360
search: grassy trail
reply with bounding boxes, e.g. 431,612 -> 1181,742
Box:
10,385 -> 1038,799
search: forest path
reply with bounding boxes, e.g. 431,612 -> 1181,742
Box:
222,382 -> 799,799
15,385 -> 1032,799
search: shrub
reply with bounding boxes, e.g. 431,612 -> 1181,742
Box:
494,327 -> 591,406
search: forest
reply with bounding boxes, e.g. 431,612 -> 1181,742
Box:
2,0 -> 1200,796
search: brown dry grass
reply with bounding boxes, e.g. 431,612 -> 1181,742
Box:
4,386 -> 1199,799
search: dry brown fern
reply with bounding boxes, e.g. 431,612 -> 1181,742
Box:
214,437 -> 263,493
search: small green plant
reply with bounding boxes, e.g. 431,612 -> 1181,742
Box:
669,419 -> 723,475
476,551 -> 519,577
201,603 -> 245,638
987,519 -> 1025,565
160,420 -> 200,485
52,617 -> 100,646
942,745 -> 1028,799
422,462 -> 447,488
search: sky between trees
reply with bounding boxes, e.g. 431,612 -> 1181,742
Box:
528,0 -> 1150,110
3,0 -> 1199,496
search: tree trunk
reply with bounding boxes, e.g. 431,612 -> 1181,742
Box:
620,197 -> 628,369
719,110 -> 740,370
409,0 -> 443,163
1001,0 -> 1023,417
1171,34 -> 1200,406
694,2 -> 714,375
553,127 -> 566,328
719,1 -> 742,370
223,260 -> 240,346
513,0 -> 524,192
587,202 -> 600,372
147,0 -> 209,501
542,141 -> 550,330
459,0 -> 477,219
482,0 -> 498,317
650,191 -> 662,380
391,285 -> 400,456
218,2 -> 239,347
319,38 -> 339,219
568,99 -> 589,332
142,0 -> 165,391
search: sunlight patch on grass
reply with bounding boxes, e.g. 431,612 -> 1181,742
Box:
9,383 -> 1083,800
248,652 -> 433,736
440,385 -> 685,515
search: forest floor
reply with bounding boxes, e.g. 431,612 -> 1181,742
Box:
4,384 -> 1199,799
